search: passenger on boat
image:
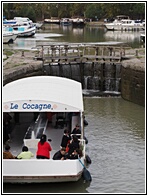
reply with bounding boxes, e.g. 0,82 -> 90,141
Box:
53,147 -> 67,160
67,148 -> 83,159
3,144 -> 16,159
3,113 -> 13,143
67,135 -> 80,155
71,124 -> 81,139
60,129 -> 71,149
36,134 -> 52,159
17,146 -> 34,159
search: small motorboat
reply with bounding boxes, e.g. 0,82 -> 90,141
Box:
4,22 -> 36,37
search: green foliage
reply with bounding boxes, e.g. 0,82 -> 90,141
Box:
3,2 -> 145,21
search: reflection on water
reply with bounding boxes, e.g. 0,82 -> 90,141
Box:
3,178 -> 90,193
3,25 -> 144,50
104,30 -> 141,42
3,98 -> 145,194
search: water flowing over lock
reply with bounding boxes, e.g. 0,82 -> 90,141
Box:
43,62 -> 122,95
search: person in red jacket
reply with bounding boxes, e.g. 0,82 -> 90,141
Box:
36,134 -> 52,159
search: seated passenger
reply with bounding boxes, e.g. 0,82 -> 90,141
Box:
3,144 -> 16,159
53,147 -> 67,160
60,129 -> 71,148
17,146 -> 34,159
67,149 -> 79,159
36,134 -> 52,159
67,148 -> 83,160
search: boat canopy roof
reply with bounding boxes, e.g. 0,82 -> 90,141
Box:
3,76 -> 84,112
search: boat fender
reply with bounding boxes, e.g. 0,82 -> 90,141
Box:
82,168 -> 92,182
79,158 -> 92,182
85,154 -> 92,164
84,136 -> 88,144
84,119 -> 88,126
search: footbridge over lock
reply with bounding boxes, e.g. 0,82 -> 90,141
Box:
34,42 -> 131,95
35,42 -> 130,64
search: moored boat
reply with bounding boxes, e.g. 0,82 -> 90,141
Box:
3,31 -> 17,44
44,17 -> 60,25
60,18 -> 72,26
4,22 -> 36,37
3,17 -> 33,26
105,15 -> 144,31
3,76 -> 88,183
71,17 -> 85,27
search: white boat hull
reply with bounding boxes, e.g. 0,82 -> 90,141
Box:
105,24 -> 143,31
15,26 -> 36,37
3,159 -> 84,183
4,25 -> 36,38
105,19 -> 144,31
3,33 -> 17,43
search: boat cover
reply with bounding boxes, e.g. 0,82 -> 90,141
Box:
3,76 -> 84,112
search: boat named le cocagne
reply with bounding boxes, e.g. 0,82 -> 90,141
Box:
3,76 -> 87,183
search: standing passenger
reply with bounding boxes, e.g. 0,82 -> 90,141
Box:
36,134 -> 52,159
68,135 -> 80,155
71,124 -> 81,138
60,129 -> 71,148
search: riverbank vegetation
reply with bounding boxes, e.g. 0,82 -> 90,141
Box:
3,3 -> 145,22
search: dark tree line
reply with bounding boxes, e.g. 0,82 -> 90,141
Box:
3,2 -> 145,22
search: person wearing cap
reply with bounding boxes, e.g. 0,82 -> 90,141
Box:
3,144 -> 16,159
53,147 -> 67,160
36,134 -> 52,159
17,146 -> 34,159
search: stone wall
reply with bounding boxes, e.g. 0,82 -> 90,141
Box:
121,58 -> 145,107
3,51 -> 145,107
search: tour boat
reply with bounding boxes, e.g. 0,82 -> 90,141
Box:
3,76 -> 87,183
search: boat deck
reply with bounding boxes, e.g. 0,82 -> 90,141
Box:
4,113 -> 68,159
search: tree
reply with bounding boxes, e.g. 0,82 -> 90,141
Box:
85,3 -> 103,20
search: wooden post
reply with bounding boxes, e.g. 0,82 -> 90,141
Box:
22,50 -> 24,57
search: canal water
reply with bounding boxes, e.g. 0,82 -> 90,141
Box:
3,98 -> 145,194
3,25 -> 145,194
3,25 -> 144,51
